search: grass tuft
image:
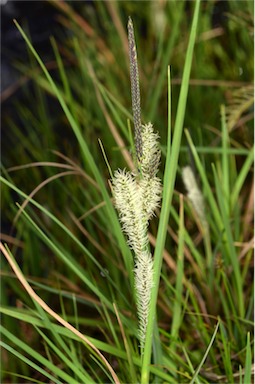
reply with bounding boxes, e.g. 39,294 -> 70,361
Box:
1,1 -> 253,383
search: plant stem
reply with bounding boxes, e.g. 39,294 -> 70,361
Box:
140,1 -> 201,382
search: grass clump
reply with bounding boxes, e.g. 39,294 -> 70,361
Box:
1,1 -> 253,383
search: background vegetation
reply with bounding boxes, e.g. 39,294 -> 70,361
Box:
1,1 -> 253,383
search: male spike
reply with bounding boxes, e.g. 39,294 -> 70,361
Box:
128,17 -> 143,162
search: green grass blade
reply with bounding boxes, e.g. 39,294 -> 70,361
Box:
243,332 -> 252,384
184,129 -> 223,233
230,146 -> 254,208
0,176 -> 131,316
212,164 -> 244,317
0,327 -> 77,383
147,1 -> 185,121
35,326 -> 94,383
141,1 -> 201,382
190,320 -> 220,384
13,19 -> 133,281
170,195 -> 185,341
221,105 -> 230,214
219,321 -> 234,382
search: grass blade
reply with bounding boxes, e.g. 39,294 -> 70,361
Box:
141,1 -> 201,382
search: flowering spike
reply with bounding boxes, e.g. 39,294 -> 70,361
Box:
112,122 -> 162,351
182,166 -> 207,226
140,123 -> 161,178
128,17 -> 143,161
112,18 -> 163,352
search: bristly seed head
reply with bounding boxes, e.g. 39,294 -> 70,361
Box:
111,18 -> 163,352
182,166 -> 207,227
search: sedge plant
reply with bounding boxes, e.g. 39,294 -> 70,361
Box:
1,1 -> 253,383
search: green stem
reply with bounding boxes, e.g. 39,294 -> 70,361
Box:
140,1 -> 201,382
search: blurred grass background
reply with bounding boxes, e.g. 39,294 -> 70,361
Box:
1,1 -> 254,383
